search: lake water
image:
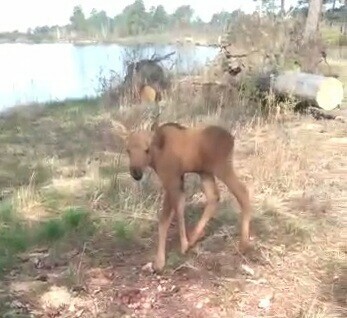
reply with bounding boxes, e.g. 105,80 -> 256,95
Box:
0,43 -> 219,110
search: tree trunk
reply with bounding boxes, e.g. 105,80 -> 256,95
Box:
281,0 -> 285,15
332,0 -> 336,11
303,0 -> 323,42
344,1 -> 347,36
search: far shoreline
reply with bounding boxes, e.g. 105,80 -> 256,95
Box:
0,33 -> 220,48
0,97 -> 101,117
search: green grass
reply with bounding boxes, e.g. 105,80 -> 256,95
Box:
321,26 -> 347,46
35,206 -> 96,251
0,199 -> 97,274
0,97 -> 161,274
37,218 -> 66,242
112,219 -> 136,245
0,202 -> 31,271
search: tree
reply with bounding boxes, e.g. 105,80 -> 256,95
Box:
332,0 -> 337,9
88,9 -> 111,37
252,0 -> 281,14
210,11 -> 233,27
281,0 -> 286,14
192,16 -> 204,27
121,0 -> 149,35
298,0 -> 344,8
210,10 -> 242,29
172,5 -> 194,28
343,0 -> 347,35
70,5 -> 87,32
303,0 -> 323,42
150,5 -> 169,31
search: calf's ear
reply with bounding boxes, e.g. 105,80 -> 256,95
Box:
110,120 -> 129,141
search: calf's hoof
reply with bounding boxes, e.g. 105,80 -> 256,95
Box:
239,240 -> 252,254
187,228 -> 206,247
180,239 -> 189,255
153,257 -> 165,273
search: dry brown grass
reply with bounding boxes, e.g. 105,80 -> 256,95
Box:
0,64 -> 346,317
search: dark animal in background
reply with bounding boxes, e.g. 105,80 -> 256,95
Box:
123,52 -> 175,101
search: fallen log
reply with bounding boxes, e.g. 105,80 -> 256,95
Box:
271,71 -> 344,111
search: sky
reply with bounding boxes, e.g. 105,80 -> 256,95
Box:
0,0 -> 301,32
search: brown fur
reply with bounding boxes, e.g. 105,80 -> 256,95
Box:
122,122 -> 252,272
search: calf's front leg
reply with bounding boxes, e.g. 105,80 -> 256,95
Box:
166,176 -> 189,255
154,191 -> 174,272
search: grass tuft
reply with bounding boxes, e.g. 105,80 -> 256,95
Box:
0,201 -> 31,271
113,220 -> 135,243
62,206 -> 90,229
37,219 -> 66,242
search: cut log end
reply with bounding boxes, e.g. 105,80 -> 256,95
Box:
316,77 -> 344,111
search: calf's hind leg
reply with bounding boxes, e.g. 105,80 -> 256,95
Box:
171,186 -> 189,255
188,173 -> 220,248
163,176 -> 189,255
215,164 -> 251,252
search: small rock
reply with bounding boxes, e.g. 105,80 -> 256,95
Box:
139,287 -> 149,292
246,277 -> 267,285
10,269 -> 19,277
241,264 -> 255,276
35,274 -> 48,282
157,285 -> 163,292
71,285 -> 87,293
141,262 -> 154,273
33,258 -> 45,269
128,302 -> 141,309
195,302 -> 204,309
170,285 -> 179,293
68,302 -> 76,312
10,300 -> 25,309
142,302 -> 152,309
258,294 -> 273,309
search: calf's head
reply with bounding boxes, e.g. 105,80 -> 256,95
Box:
125,131 -> 153,181
113,121 -> 158,181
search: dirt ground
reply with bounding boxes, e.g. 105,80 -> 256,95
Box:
1,109 -> 346,318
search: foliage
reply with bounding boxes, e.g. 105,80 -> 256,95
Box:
210,10 -> 242,28
2,1 -> 343,42
70,5 -> 88,33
